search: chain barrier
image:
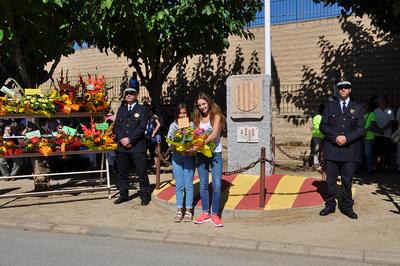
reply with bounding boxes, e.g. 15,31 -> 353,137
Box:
275,143 -> 305,161
160,140 -> 322,174
154,147 -> 172,166
274,141 -> 325,172
222,158 -> 262,176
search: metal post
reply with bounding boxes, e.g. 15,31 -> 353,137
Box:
272,136 -> 276,174
264,0 -> 271,76
155,142 -> 161,190
259,147 -> 266,208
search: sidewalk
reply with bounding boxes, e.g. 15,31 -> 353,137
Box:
0,170 -> 399,265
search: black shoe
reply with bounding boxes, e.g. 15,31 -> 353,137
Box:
341,209 -> 358,219
141,199 -> 150,206
319,207 -> 335,216
114,196 -> 129,204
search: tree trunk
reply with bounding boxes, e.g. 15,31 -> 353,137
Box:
148,73 -> 164,109
31,158 -> 51,191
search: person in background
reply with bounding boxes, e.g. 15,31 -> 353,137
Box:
8,122 -> 24,177
167,103 -> 195,222
0,125 -> 12,177
105,111 -> 117,174
363,101 -> 378,174
374,96 -> 395,171
145,106 -> 161,168
128,72 -> 140,92
392,108 -> 400,173
190,92 -> 226,227
311,104 -> 325,171
319,80 -> 364,219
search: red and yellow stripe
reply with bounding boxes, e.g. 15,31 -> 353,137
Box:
155,174 -> 328,210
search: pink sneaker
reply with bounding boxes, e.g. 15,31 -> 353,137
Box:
194,213 -> 211,224
211,215 -> 223,227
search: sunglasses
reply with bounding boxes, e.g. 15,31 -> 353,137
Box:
124,92 -> 136,96
337,85 -> 351,90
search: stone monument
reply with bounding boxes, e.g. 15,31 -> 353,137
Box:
226,74 -> 272,175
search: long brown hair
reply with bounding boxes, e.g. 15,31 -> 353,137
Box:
174,103 -> 189,122
193,92 -> 226,128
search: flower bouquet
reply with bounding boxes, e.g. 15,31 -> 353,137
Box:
52,71 -> 82,114
53,132 -> 83,152
80,119 -> 116,150
0,137 -> 21,156
79,74 -> 111,112
20,136 -> 54,156
17,94 -> 57,117
166,127 -> 216,158
0,96 -> 11,115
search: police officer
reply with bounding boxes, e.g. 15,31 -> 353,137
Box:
319,80 -> 364,219
113,87 -> 151,205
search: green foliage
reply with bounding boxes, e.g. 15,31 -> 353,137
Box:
314,0 -> 400,34
91,0 -> 262,106
0,0 -> 97,87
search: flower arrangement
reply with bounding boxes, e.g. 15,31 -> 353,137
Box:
166,127 -> 216,157
53,132 -> 82,152
79,74 -> 111,112
16,94 -> 57,117
52,71 -> 82,114
80,119 -> 116,150
19,136 -> 54,156
0,137 -> 20,156
0,96 -> 11,115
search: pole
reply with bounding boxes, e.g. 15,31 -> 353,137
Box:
259,147 -> 266,208
272,136 -> 276,174
264,0 -> 271,76
155,142 -> 161,190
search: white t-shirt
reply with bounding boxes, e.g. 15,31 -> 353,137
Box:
199,120 -> 222,153
374,107 -> 395,138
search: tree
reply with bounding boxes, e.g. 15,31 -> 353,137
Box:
0,0 -> 94,87
314,0 -> 400,34
93,0 -> 262,108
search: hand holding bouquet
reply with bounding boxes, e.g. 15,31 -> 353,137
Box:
166,127 -> 216,157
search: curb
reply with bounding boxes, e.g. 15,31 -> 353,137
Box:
0,219 -> 399,265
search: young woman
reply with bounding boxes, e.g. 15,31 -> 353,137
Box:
190,92 -> 226,227
167,103 -> 195,222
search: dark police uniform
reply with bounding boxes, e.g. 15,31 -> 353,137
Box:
320,98 -> 364,212
114,101 -> 151,202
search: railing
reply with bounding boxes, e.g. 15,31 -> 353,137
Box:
273,82 -> 400,115
249,0 -> 343,27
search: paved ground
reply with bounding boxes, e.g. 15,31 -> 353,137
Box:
0,169 -> 399,265
2,227 -> 374,266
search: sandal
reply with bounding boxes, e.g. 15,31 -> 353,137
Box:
183,209 -> 193,222
174,209 -> 183,222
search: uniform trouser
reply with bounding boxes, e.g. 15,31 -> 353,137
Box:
116,152 -> 151,201
325,160 -> 357,211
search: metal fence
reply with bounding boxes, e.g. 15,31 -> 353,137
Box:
249,0 -> 343,27
274,82 -> 400,115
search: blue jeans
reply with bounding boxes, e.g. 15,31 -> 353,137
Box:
363,139 -> 374,173
172,152 -> 195,209
197,152 -> 223,215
